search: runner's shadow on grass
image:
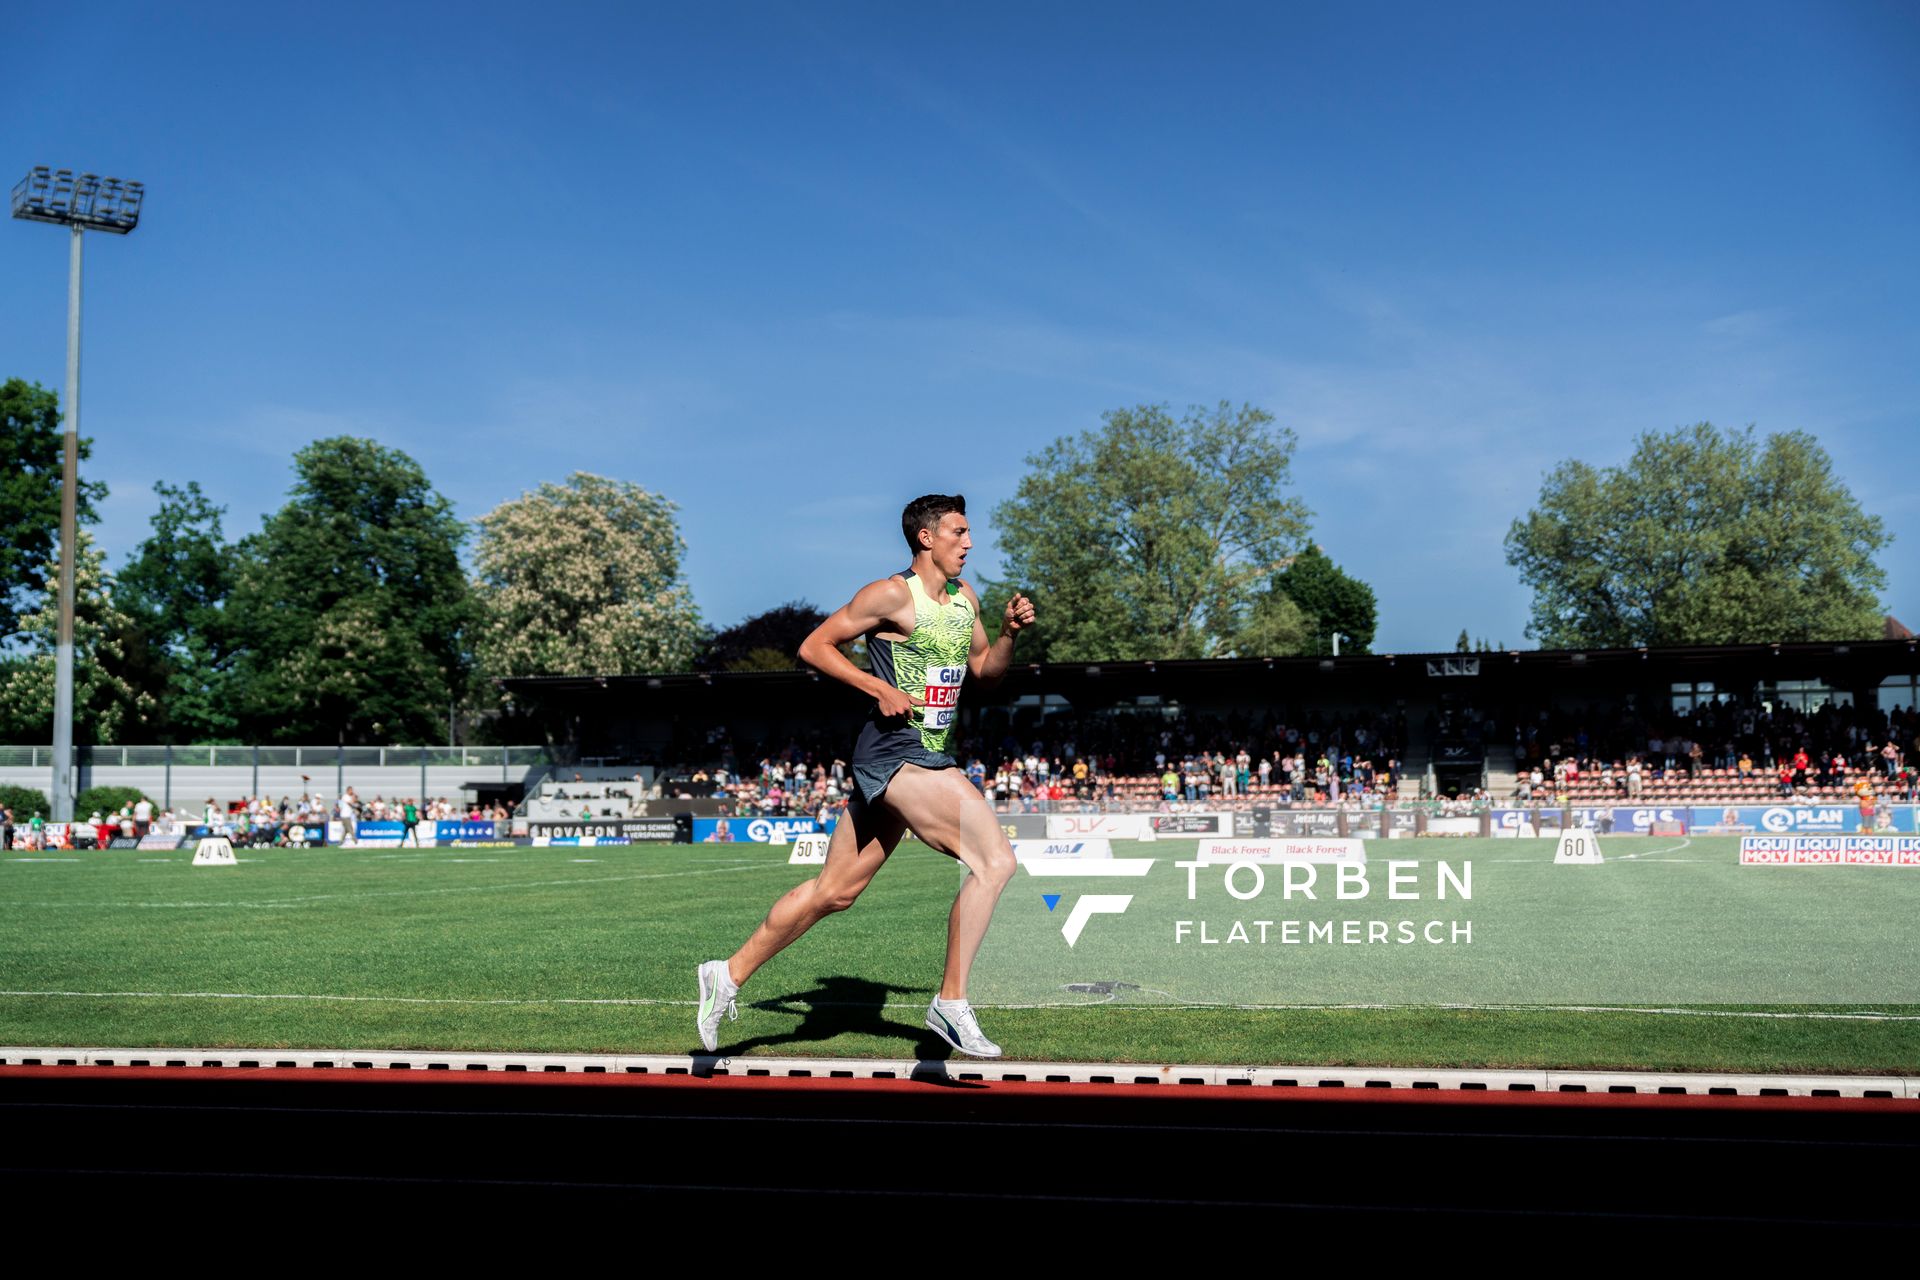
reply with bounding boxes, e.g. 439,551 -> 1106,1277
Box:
698,975 -> 981,1085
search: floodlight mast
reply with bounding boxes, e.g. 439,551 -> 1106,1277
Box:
10,166 -> 144,822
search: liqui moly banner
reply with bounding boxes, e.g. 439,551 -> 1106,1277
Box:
1740,835 -> 1920,866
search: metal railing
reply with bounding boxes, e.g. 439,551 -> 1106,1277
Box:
0,745 -> 553,768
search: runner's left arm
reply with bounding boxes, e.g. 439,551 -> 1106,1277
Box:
963,582 -> 1034,686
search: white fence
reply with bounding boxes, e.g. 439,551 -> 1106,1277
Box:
0,744 -> 553,808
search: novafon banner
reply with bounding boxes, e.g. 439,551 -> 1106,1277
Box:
530,819 -> 677,843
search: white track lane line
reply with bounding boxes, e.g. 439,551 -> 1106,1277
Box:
0,859 -> 783,909
0,990 -> 1914,1021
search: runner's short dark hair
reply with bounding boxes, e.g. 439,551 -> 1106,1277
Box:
902,494 -> 966,554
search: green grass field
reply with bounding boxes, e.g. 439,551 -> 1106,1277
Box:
1,836 -> 1915,1073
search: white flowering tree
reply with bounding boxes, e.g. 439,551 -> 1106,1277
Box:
0,530 -> 155,742
473,473 -> 703,677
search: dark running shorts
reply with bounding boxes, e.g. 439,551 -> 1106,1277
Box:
849,718 -> 958,805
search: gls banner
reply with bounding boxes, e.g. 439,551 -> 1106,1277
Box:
1492,807 -> 1669,833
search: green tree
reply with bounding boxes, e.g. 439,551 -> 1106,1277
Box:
1505,423 -> 1889,648
227,438 -> 472,742
0,378 -> 106,642
1273,544 -> 1377,655
988,402 -> 1312,661
472,473 -> 702,678
704,601 -> 827,671
116,482 -> 239,740
0,531 -> 155,743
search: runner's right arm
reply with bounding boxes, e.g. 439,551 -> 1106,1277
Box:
798,579 -> 917,720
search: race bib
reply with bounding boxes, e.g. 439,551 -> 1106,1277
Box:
922,665 -> 965,730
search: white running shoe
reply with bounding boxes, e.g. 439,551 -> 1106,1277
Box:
696,959 -> 739,1052
925,996 -> 1002,1058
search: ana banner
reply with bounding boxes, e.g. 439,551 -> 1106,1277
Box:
1011,838 -> 1115,862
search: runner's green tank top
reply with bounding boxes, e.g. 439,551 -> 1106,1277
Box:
868,572 -> 976,754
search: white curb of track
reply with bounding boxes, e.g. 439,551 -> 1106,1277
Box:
0,1046 -> 1914,1098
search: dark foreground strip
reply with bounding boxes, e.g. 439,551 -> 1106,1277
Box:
1,1066 -> 1914,1240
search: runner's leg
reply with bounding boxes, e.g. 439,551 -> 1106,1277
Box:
879,764 -> 1017,1000
725,794 -> 905,986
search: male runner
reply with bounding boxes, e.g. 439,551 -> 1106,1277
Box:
696,494 -> 1035,1057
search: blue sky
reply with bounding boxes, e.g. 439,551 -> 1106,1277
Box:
4,2 -> 1916,652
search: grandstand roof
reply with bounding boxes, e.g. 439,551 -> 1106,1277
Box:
498,636 -> 1920,698
497,637 -> 1920,762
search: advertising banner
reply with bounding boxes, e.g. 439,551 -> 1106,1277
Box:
1233,809 -> 1274,838
1492,807 -> 1668,835
1740,835 -> 1920,865
1195,837 -> 1367,863
530,818 -> 677,844
435,820 -> 499,844
1272,810 -> 1345,837
348,821 -> 408,847
138,833 -> 186,850
996,814 -> 1051,840
1697,804 -> 1913,834
1491,808 -> 1551,836
1150,812 -> 1233,837
692,816 -> 821,844
1046,813 -> 1147,840
283,821 -> 329,848
107,836 -> 142,849
1011,839 -> 1114,862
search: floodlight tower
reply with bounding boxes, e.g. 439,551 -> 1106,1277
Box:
10,166 -> 146,821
